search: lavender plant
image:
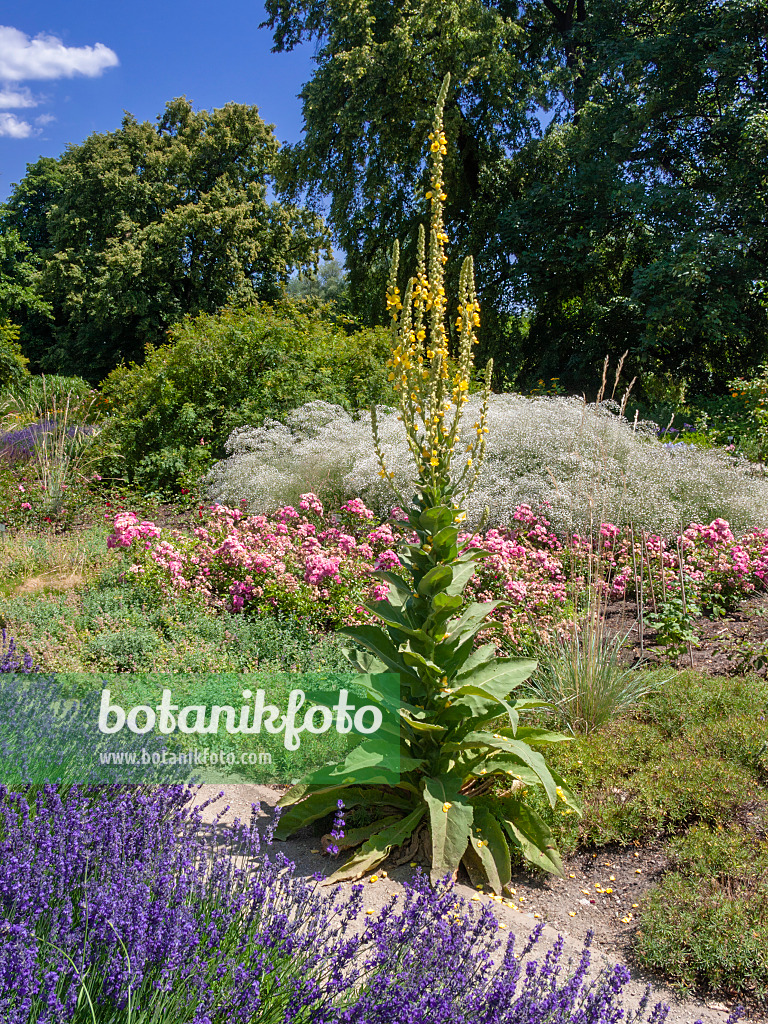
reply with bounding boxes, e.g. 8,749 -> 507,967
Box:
0,630 -> 35,674
0,668 -> 186,792
276,76 -> 578,892
0,783 -> 696,1024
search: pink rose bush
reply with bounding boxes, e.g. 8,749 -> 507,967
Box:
106,496 -> 768,638
565,516 -> 768,616
106,495 -> 569,637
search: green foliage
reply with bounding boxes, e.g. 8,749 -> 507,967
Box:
725,363 -> 768,463
0,568 -> 351,675
275,80 -> 577,891
1,99 -> 329,380
98,303 -> 392,490
526,621 -> 663,735
645,596 -> 701,661
523,671 -> 768,855
637,824 -> 768,1001
285,258 -> 349,307
264,0 -> 768,396
0,227 -> 52,345
0,320 -> 29,389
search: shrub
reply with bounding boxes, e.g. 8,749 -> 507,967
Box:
98,303 -> 392,491
0,321 -> 29,390
208,394 -> 768,535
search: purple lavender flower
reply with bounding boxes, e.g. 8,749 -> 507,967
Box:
0,418 -> 96,466
0,785 -> 701,1023
327,798 -> 345,857
0,630 -> 35,674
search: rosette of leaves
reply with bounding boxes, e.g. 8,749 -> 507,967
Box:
276,75 -> 579,892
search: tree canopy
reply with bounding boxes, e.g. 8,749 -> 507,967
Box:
1,98 -> 330,380
263,0 -> 768,396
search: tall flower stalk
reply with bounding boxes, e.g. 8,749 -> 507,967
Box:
277,75 -> 579,892
374,73 -> 491,514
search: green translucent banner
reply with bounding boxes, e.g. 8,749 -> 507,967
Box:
0,671 -> 401,786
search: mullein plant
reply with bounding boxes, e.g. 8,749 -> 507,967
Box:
277,74 -> 579,892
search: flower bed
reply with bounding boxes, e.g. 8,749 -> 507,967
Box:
107,497 -> 768,645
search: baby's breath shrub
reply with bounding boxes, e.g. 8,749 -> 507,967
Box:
98,303 -> 392,491
208,393 -> 768,535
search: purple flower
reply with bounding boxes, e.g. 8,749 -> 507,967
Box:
0,631 -> 35,674
0,785 -> 691,1022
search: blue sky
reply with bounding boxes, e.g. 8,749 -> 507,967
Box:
0,2 -> 316,202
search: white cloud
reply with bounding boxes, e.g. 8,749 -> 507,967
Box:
0,85 -> 38,108
0,111 -> 33,138
0,25 -> 118,82
34,112 -> 55,126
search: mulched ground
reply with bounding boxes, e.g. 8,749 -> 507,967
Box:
604,592 -> 768,677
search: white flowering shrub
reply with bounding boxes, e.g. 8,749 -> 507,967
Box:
206,395 -> 768,536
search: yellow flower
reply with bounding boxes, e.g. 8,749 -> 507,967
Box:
442,802 -> 452,812
430,457 -> 440,467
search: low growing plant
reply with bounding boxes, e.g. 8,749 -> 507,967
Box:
645,595 -> 701,662
276,76 -> 579,892
0,785 -> 677,1024
526,618 -> 662,735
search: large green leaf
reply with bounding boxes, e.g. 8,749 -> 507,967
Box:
296,739 -> 421,788
275,786 -> 407,838
500,802 -> 564,877
448,684 -> 516,722
455,657 -> 536,694
327,806 -> 426,883
400,711 -> 447,735
504,726 -> 572,746
447,732 -> 558,804
445,602 -> 500,645
444,558 -> 479,597
418,507 -> 454,533
422,777 -> 474,881
430,592 -> 463,614
417,564 -> 454,597
343,647 -> 386,675
466,806 -> 511,893
428,526 -> 459,560
468,759 -> 549,789
339,624 -> 420,680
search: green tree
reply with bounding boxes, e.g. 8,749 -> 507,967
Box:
263,0 -> 768,396
285,257 -> 350,305
0,320 -> 29,389
1,99 -> 330,380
